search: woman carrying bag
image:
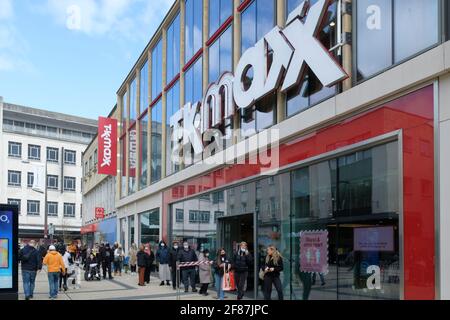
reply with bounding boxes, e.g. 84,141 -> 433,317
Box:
198,249 -> 211,296
212,248 -> 231,300
262,245 -> 284,300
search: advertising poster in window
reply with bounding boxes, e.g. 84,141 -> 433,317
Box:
354,226 -> 394,252
0,210 -> 13,289
300,230 -> 329,274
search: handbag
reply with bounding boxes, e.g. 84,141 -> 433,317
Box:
259,268 -> 266,281
222,265 -> 236,291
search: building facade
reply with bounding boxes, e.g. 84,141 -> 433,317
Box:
107,0 -> 450,300
0,100 -> 97,242
81,107 -> 119,247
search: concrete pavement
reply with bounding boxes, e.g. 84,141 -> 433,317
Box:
18,267 -> 238,301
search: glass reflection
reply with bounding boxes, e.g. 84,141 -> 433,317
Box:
151,100 -> 162,183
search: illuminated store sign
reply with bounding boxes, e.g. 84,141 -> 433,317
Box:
98,117 -> 118,176
170,0 -> 348,156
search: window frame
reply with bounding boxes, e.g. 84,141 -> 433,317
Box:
63,203 -> 76,218
27,200 -> 40,216
8,170 -> 21,187
64,150 -> 76,165
63,176 -> 76,192
7,199 -> 21,215
47,202 -> 59,217
28,144 -> 41,161
47,175 -> 59,190
46,147 -> 59,163
27,172 -> 34,188
8,141 -> 22,158
353,0 -> 443,86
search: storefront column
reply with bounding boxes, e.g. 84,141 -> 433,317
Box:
276,0 -> 286,124
179,0 -> 186,170
233,0 -> 241,144
136,68 -> 141,189
125,82 -> 130,196
116,93 -> 122,203
148,50 -> 153,184
203,0 -> 209,94
162,28 -> 168,179
342,0 -> 352,91
438,74 -> 450,300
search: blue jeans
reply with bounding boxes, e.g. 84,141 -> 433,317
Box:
214,273 -> 224,300
48,272 -> 60,298
22,270 -> 37,298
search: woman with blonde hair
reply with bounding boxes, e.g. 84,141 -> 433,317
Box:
262,245 -> 284,300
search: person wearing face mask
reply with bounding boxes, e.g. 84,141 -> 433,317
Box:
232,241 -> 254,300
177,242 -> 198,293
213,248 -> 231,300
169,241 -> 180,290
156,240 -> 171,286
198,249 -> 211,296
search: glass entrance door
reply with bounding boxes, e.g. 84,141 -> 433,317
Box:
219,214 -> 255,295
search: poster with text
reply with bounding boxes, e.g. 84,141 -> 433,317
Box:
300,230 -> 329,274
0,211 -> 13,289
354,226 -> 394,252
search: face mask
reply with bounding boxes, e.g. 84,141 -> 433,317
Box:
174,245 -> 178,250
161,243 -> 165,247
205,253 -> 209,257
184,245 -> 189,250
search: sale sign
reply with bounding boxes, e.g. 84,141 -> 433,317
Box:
300,230 -> 329,274
98,117 -> 117,176
95,207 -> 105,219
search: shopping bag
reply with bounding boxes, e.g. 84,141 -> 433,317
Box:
223,270 -> 236,291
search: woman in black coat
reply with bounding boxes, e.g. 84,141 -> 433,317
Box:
262,245 -> 284,300
137,245 -> 148,286
144,244 -> 155,284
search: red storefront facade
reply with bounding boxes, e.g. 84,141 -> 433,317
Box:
162,85 -> 435,300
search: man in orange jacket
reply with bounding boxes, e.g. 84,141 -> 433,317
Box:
43,245 -> 65,300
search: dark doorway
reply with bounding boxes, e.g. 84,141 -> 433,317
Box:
219,214 -> 255,295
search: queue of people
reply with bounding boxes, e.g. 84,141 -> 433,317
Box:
19,237 -> 285,301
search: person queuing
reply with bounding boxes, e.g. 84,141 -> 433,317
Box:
198,249 -> 211,296
43,245 -> 65,300
129,243 -> 138,275
177,242 -> 198,293
60,246 -> 72,292
213,248 -> 231,300
19,240 -> 42,300
37,240 -> 47,263
262,245 -> 284,300
169,241 -> 180,290
114,244 -> 125,276
156,240 -> 171,286
144,244 -> 155,284
137,245 -> 148,286
101,243 -> 114,280
232,241 -> 253,300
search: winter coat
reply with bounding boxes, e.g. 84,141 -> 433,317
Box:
177,248 -> 198,270
213,255 -> 231,276
129,247 -> 138,266
169,248 -> 179,269
198,253 -> 211,284
156,246 -> 170,265
19,245 -> 42,272
263,256 -> 284,278
233,249 -> 253,272
43,251 -> 65,273
137,250 -> 148,268
146,251 -> 155,268
101,247 -> 114,263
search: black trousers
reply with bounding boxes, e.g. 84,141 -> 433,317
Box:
263,275 -> 283,300
235,271 -> 248,299
182,268 -> 196,290
144,266 -> 151,283
199,283 -> 209,294
131,265 -> 137,273
171,268 -> 180,289
102,262 -> 112,279
59,268 -> 68,289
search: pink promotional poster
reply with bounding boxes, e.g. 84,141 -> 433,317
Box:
300,230 -> 329,274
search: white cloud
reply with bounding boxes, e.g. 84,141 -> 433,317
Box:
0,0 -> 34,72
45,0 -> 174,41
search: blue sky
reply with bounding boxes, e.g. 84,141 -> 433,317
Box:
0,0 -> 174,120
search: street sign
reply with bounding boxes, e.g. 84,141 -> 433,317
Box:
95,207 -> 105,219
49,223 -> 55,236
